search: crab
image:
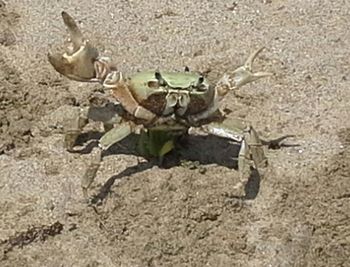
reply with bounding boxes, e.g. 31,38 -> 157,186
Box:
48,12 -> 285,198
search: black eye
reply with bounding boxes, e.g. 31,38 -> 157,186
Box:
196,76 -> 207,91
155,71 -> 162,80
198,76 -> 204,84
155,71 -> 167,86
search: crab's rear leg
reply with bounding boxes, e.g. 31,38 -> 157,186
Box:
81,121 -> 136,198
200,119 -> 267,194
63,102 -> 123,150
62,102 -> 131,198
63,108 -> 89,152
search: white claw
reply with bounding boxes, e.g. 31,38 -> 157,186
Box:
243,47 -> 265,70
230,47 -> 273,89
103,71 -> 122,88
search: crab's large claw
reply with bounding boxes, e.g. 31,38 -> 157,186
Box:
48,12 -> 100,82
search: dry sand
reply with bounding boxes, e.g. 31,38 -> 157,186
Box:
0,0 -> 349,266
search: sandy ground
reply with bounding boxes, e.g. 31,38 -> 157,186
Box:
0,0 -> 349,266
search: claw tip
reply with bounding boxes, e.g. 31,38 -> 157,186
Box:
61,11 -> 76,28
61,11 -> 69,19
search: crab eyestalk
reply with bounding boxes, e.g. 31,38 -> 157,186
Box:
48,12 -> 114,83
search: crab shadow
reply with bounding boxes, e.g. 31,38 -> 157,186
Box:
74,132 -> 261,204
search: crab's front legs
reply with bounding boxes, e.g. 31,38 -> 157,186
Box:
82,104 -> 136,198
205,120 -> 267,166
81,121 -> 137,198
61,102 -> 132,198
62,107 -> 88,151
62,103 -> 122,150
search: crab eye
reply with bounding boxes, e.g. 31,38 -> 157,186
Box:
196,76 -> 207,91
198,76 -> 204,84
155,71 -> 167,86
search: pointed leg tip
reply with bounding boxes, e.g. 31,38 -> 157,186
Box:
256,46 -> 266,53
253,47 -> 267,57
254,71 -> 274,79
246,48 -> 261,64
61,11 -> 73,26
61,11 -> 73,23
82,188 -> 89,200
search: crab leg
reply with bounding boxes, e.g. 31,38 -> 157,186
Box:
200,119 -> 267,170
58,102 -> 129,198
81,121 -> 138,198
81,104 -> 137,197
62,103 -> 124,151
63,108 -> 89,152
199,119 -> 267,194
199,119 -> 294,194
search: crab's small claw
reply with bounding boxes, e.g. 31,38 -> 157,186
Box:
231,47 -> 272,88
48,12 -> 100,82
215,47 -> 272,98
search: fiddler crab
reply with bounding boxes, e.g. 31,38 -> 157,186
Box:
48,12 -> 287,199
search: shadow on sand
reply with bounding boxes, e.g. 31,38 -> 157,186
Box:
72,132 -> 284,204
